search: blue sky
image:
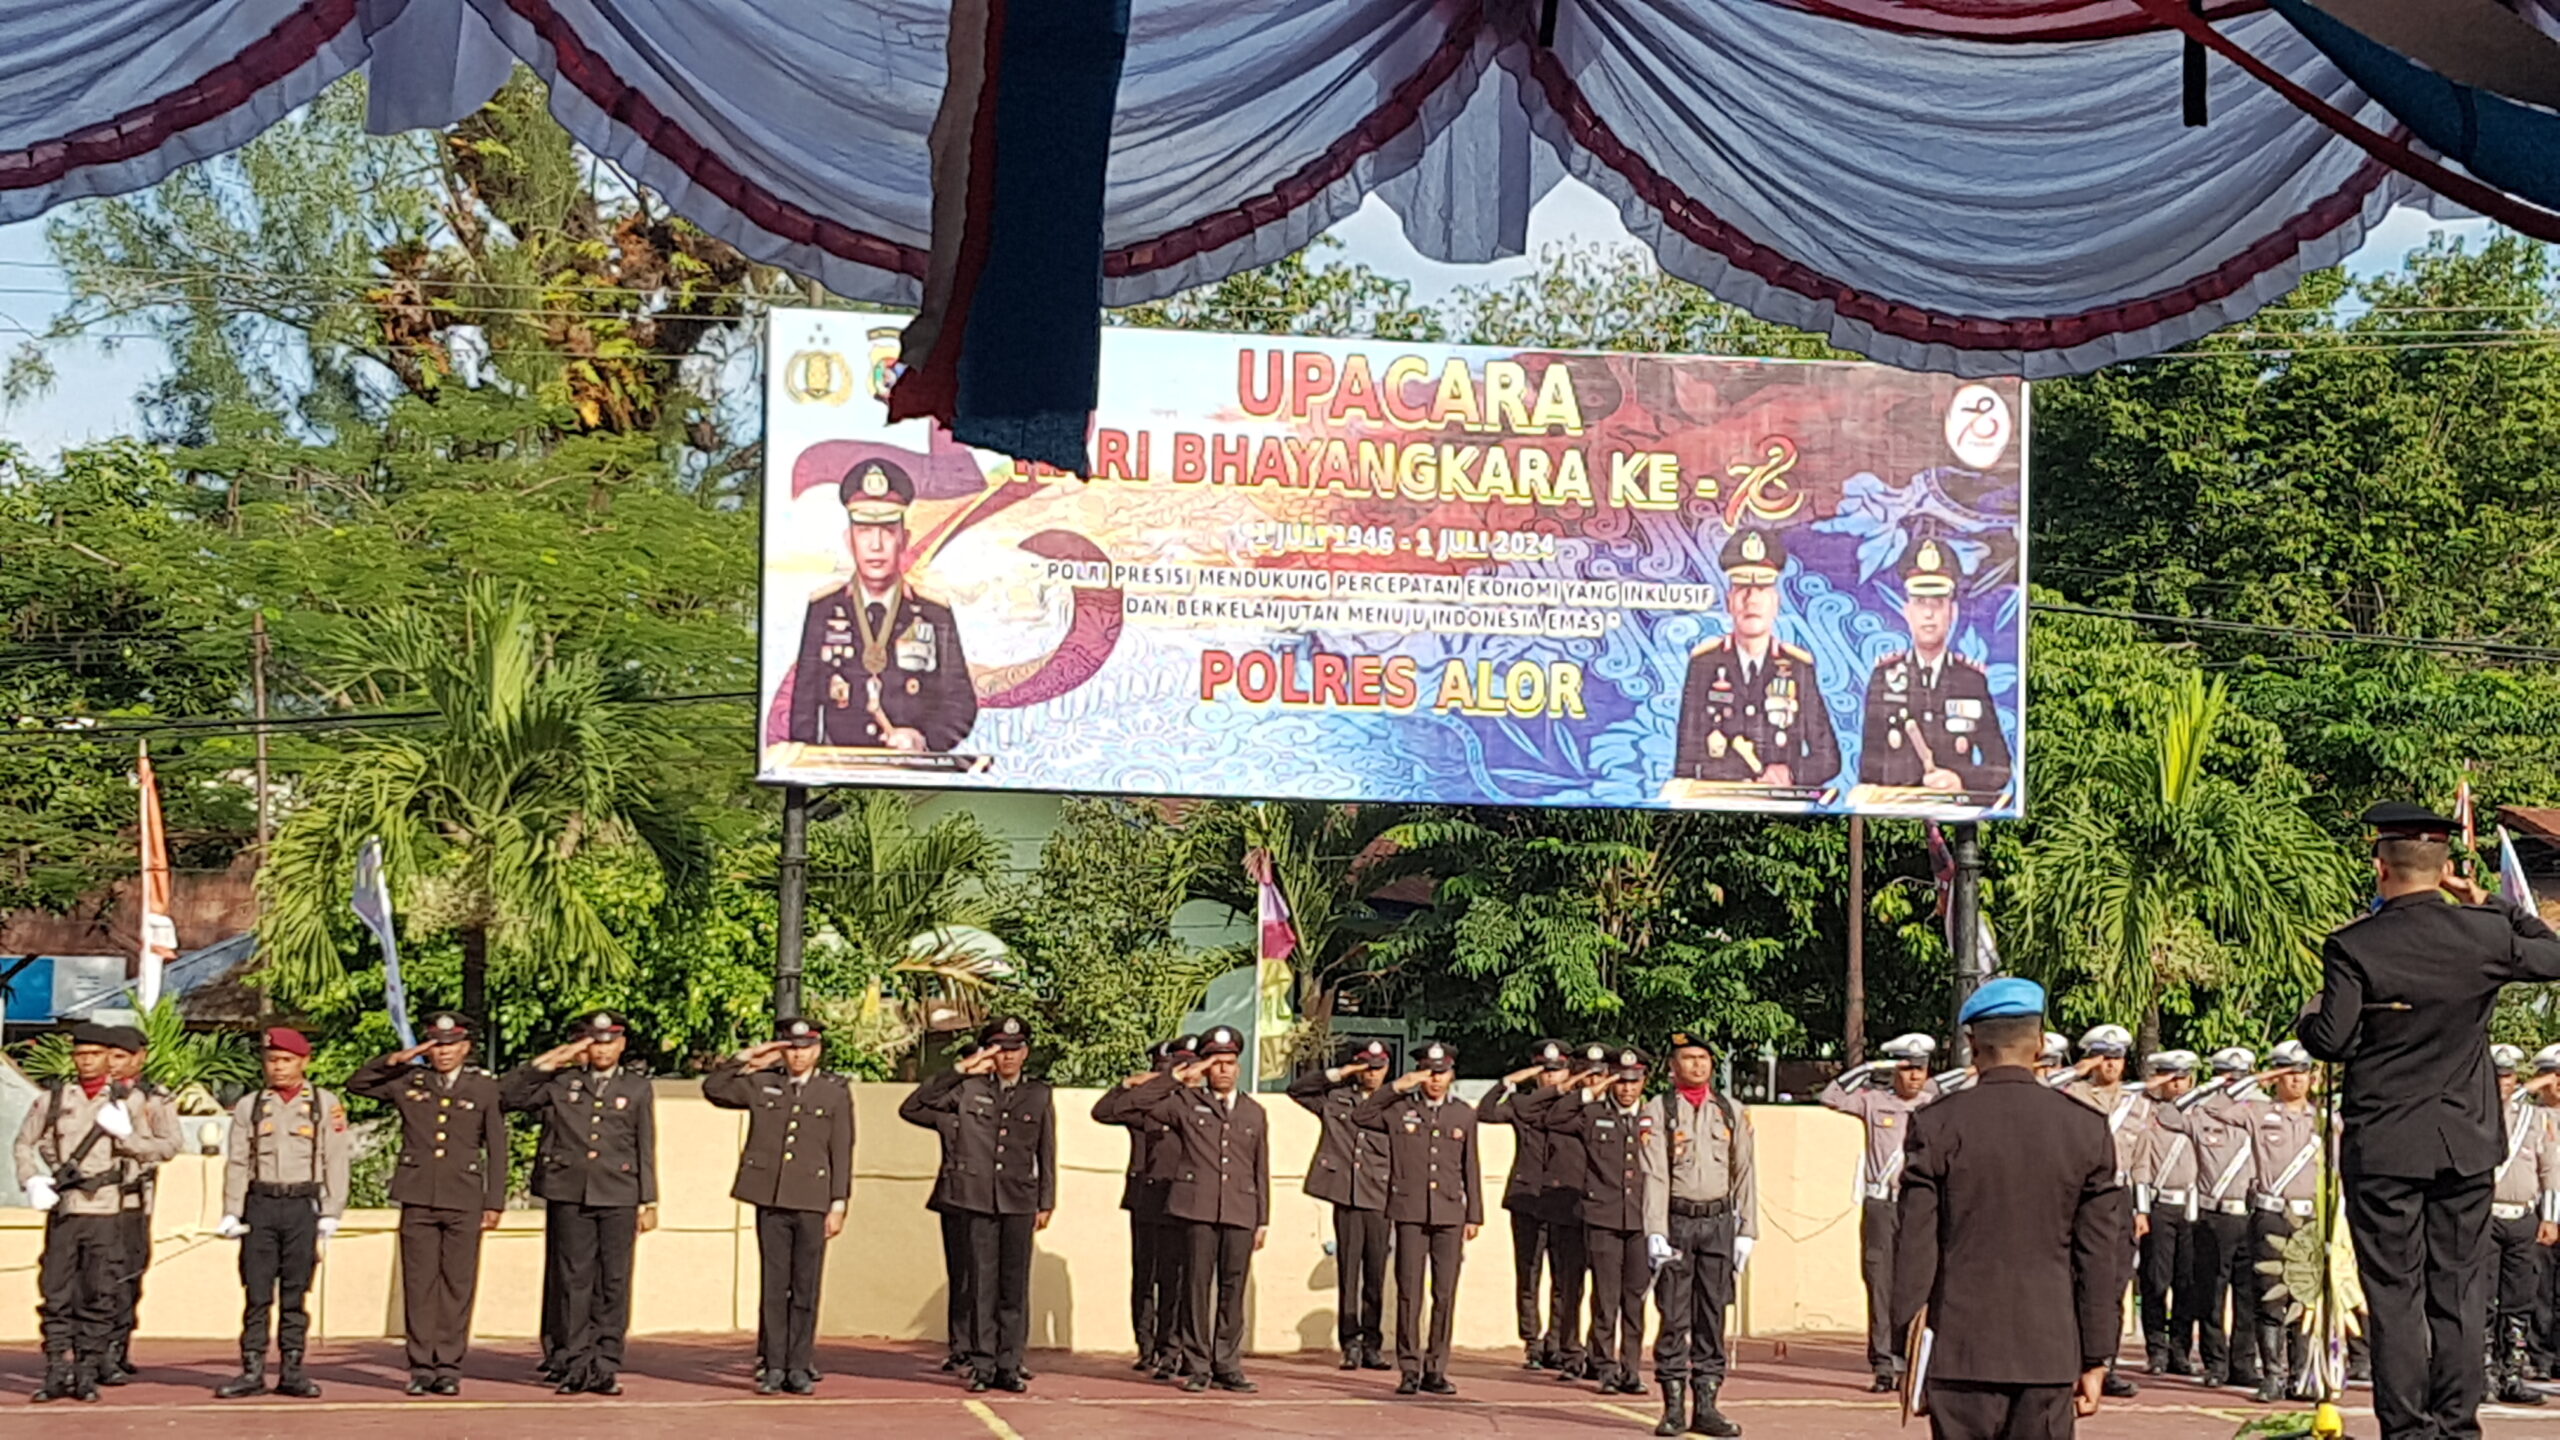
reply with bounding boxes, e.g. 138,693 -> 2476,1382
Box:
0,177 -> 2489,461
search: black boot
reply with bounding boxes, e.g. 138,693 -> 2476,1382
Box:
1653,1379 -> 1688,1437
2503,1315 -> 2548,1406
2102,1360 -> 2138,1399
1691,1380 -> 1744,1437
97,1343 -> 129,1386
67,1358 -> 100,1403
273,1351 -> 322,1399
214,1352 -> 267,1398
32,1355 -> 76,1403
1360,1343 -> 1391,1372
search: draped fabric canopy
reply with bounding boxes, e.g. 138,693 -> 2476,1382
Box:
0,0 -> 2517,380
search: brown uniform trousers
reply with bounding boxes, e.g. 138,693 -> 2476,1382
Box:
703,1062 -> 856,1382
1355,1087 -> 1484,1380
346,1057 -> 508,1383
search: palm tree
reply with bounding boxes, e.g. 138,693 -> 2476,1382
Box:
1188,801 -> 1418,1050
16,994 -> 258,1114
2021,671 -> 2359,1053
258,581 -> 699,1042
799,789 -> 1006,1064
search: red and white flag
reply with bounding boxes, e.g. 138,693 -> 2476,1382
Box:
1248,847 -> 1298,967
1246,847 -> 1298,1089
2456,774 -> 2478,853
134,743 -> 179,1009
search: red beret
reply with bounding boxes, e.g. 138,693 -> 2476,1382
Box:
261,1027 -> 312,1057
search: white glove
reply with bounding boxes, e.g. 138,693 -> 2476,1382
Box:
1647,1234 -> 1676,1271
316,1217 -> 340,1239
1732,1235 -> 1756,1275
217,1214 -> 247,1239
92,1101 -> 133,1139
23,1175 -> 58,1212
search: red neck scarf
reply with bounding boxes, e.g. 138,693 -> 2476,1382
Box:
1677,1083 -> 1712,1111
78,1076 -> 108,1099
273,1083 -> 303,1104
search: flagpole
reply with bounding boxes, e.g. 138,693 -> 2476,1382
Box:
1950,823 -> 1983,1068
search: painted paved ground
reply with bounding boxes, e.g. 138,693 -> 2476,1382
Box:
1,1336 -> 2551,1440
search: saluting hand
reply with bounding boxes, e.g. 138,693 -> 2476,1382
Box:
737,1041 -> 789,1070
532,1039 -> 592,1072
1502,1065 -> 1543,1087
1122,1070 -> 1155,1088
958,1051 -> 998,1077
2442,873 -> 2490,907
1393,1070 -> 1429,1093
389,1042 -> 434,1065
1173,1060 -> 1210,1087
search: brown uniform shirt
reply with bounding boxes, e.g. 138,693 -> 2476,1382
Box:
2130,1095 -> 2200,1217
224,1086 -> 353,1219
1642,1087 -> 1758,1240
1542,1094 -> 1653,1233
1353,1086 -> 1484,1227
1118,1076 -> 1269,1230
2060,1077 -> 2151,1184
703,1062 -> 856,1213
899,1070 -> 1057,1216
346,1056 -> 509,1212
502,1063 -> 659,1208
2493,1093 -> 2560,1215
1283,1070 -> 1390,1211
13,1081 -> 181,1217
1818,1072 -> 1937,1200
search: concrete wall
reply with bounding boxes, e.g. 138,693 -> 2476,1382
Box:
0,1084 -> 1871,1349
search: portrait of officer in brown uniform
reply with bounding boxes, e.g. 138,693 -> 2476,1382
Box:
1671,526 -> 1841,792
1356,1039 -> 1484,1396
899,1016 -> 1056,1394
346,1011 -> 508,1396
787,458 -> 979,753
704,1016 -> 856,1395
1856,535 -> 2011,798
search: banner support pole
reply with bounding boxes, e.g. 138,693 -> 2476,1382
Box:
1846,815 -> 1867,1066
1950,822 -> 1983,1066
776,785 -> 811,1019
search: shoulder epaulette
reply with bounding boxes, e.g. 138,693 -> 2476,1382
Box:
805,575 -> 852,602
1690,635 -> 1732,658
1779,642 -> 1814,663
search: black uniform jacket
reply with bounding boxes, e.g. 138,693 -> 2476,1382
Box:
1091,1079 -> 1172,1218
1354,1086 -> 1485,1228
501,1063 -> 658,1208
1891,1067 -> 2126,1386
1285,1069 -> 1391,1210
899,1070 -> 1057,1216
2299,894 -> 2560,1178
1856,649 -> 2011,793
1672,636 -> 1842,786
1104,1074 -> 1270,1230
1513,1084 -> 1596,1225
789,585 -> 978,751
702,1062 -> 856,1212
1541,1092 -> 1650,1232
347,1056 -> 508,1212
1476,1080 -> 1552,1215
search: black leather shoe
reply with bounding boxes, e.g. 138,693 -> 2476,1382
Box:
1422,1373 -> 1457,1396
940,1356 -> 962,1373
2103,1373 -> 2139,1399
966,1373 -> 990,1394
1182,1375 -> 1210,1394
1212,1374 -> 1257,1393
432,1376 -> 461,1396
1152,1364 -> 1179,1382
784,1372 -> 816,1396
1136,1357 -> 1158,1373
556,1380 -> 587,1395
1360,1348 -> 1392,1372
1869,1373 -> 1897,1394
586,1376 -> 623,1397
407,1375 -> 434,1396
2253,1375 -> 2283,1405
1341,1350 -> 1361,1371
993,1372 -> 1028,1393
1394,1374 -> 1420,1395
757,1371 -> 785,1395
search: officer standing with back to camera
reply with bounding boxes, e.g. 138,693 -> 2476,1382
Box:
900,1016 -> 1055,1394
2297,801 -> 2560,1440
503,1010 -> 659,1396
345,1011 -> 508,1396
214,1028 -> 350,1401
1534,1046 -> 1656,1396
1893,978 -> 2128,1440
1095,1037 -> 1184,1376
1643,1031 -> 1756,1438
703,1016 -> 856,1396
2486,1043 -> 2560,1407
1480,1040 -> 1577,1373
1287,1036 -> 1394,1372
2128,1049 -> 2203,1378
102,1026 -> 178,1387
14,1022 -> 177,1402
1358,1040 -> 1483,1396
1821,1032 -> 1941,1394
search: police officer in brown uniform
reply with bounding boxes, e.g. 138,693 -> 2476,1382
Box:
346,1011 -> 508,1396
503,1011 -> 659,1396
1537,1046 -> 1656,1395
929,1035 -> 982,1374
1357,1040 -> 1483,1396
214,1028 -> 351,1401
1102,1025 -> 1268,1392
1096,1036 -> 1191,1376
1672,527 -> 1841,790
1288,1036 -> 1394,1371
1481,1039 -> 1576,1372
100,1027 -> 177,1386
703,1017 -> 854,1395
1856,535 -> 2011,796
899,1016 -> 1055,1393
2128,1050 -> 2202,1377
14,1022 -> 178,1402
788,459 -> 978,752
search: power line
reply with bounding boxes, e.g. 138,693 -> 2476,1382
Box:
2026,601 -> 2560,665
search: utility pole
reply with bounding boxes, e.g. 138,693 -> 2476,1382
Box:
251,611 -> 271,852
1845,815 -> 1866,1066
772,271 -> 826,1022
1950,822 -> 1984,1067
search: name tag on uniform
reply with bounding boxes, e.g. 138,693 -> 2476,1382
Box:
896,620 -> 938,672
1878,1116 -> 1894,1128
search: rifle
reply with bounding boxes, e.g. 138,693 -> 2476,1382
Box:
48,1080 -> 132,1195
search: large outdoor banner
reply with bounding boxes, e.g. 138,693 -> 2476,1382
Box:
759,310 -> 2026,818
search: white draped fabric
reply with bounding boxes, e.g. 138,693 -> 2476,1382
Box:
0,0 -> 2466,376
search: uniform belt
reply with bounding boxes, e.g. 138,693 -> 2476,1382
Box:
2212,1198 -> 2250,1217
2154,1188 -> 2191,1207
1669,1197 -> 1733,1219
1861,1182 -> 1894,1202
248,1181 -> 322,1200
2494,1202 -> 2532,1222
2253,1196 -> 2314,1218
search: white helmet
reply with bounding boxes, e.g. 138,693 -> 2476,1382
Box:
2040,1031 -> 2070,1064
2535,1044 -> 2560,1075
2492,1044 -> 2526,1074
2078,1024 -> 2133,1058
1879,1032 -> 1938,1064
2209,1047 -> 2256,1075
2146,1049 -> 2198,1075
2267,1040 -> 2314,1072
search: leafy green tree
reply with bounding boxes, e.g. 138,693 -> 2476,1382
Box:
256,581 -> 704,1040
1447,243 -> 1845,357
1115,237 -> 1444,342
15,995 -> 260,1112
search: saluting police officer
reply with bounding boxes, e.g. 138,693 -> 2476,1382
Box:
1672,527 -> 1841,790
346,1011 -> 508,1396
2298,802 -> 2560,1440
1893,979 -> 2129,1439
1480,1040 -> 1575,1373
1104,1025 -> 1268,1393
1538,1046 -> 1656,1396
1095,1037 -> 1183,1375
1357,1040 -> 1483,1396
2128,1050 -> 2202,1377
1856,534 -> 2011,797
2161,1046 -> 2263,1391
503,1011 -> 659,1396
14,1022 -> 176,1402
1286,1036 -> 1394,1371
1819,1032 -> 1940,1393
704,1017 -> 855,1396
788,458 -> 979,753
1516,1043 -> 1616,1382
1642,1032 -> 1755,1438
899,1016 -> 1055,1394
929,1036 -> 982,1375
102,1026 -> 177,1386
2057,1024 -> 2145,1400
2487,1044 -> 2560,1407
214,1028 -> 350,1401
